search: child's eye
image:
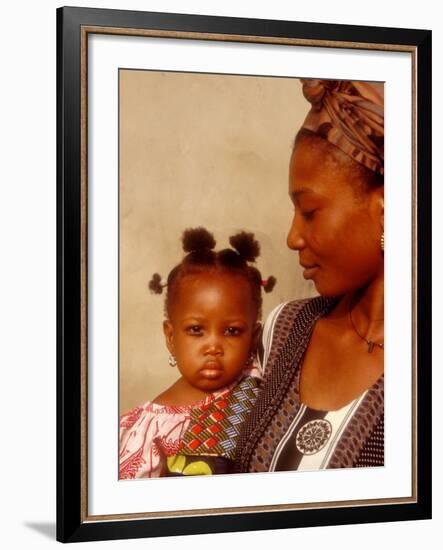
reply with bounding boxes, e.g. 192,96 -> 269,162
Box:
186,325 -> 203,335
225,326 -> 243,336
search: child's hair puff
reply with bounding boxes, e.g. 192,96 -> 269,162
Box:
182,227 -> 216,253
148,227 -> 276,319
262,275 -> 277,293
148,273 -> 164,294
229,231 -> 260,262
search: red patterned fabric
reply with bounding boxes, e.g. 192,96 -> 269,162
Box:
119,366 -> 261,479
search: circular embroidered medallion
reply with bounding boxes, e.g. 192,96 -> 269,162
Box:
296,419 -> 332,455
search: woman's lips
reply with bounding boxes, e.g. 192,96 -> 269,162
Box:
301,265 -> 319,279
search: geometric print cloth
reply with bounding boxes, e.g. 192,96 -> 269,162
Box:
180,376 -> 261,460
234,298 -> 384,473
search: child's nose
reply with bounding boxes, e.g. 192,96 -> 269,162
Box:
204,335 -> 223,356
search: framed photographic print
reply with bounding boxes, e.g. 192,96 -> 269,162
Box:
57,6 -> 432,543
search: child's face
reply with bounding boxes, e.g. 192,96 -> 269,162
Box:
163,272 -> 260,393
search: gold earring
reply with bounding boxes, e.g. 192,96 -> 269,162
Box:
381,232 -> 384,252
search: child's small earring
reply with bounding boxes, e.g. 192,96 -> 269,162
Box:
168,355 -> 177,367
245,353 -> 255,366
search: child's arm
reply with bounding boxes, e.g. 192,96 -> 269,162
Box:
119,404 -> 190,479
119,406 -> 165,479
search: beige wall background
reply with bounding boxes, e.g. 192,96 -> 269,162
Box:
119,69 -> 317,413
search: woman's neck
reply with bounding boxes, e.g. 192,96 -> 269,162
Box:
329,274 -> 384,336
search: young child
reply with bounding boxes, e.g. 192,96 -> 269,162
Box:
119,227 -> 275,479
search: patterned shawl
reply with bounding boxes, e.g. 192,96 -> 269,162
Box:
235,297 -> 384,472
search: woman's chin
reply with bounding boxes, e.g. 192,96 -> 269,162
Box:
315,287 -> 338,298
312,279 -> 344,298
314,278 -> 366,298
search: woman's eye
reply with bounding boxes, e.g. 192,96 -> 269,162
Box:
294,203 -> 317,221
301,209 -> 316,221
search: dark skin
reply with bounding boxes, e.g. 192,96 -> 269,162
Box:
287,138 -> 384,411
154,272 -> 261,407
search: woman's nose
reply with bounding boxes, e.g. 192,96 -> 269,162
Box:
287,214 -> 306,250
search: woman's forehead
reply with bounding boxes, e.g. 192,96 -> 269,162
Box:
289,139 -> 359,197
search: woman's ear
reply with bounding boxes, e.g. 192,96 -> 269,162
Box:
163,320 -> 174,355
379,190 -> 384,231
374,185 -> 384,231
370,185 -> 384,232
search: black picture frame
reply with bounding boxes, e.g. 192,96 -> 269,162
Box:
57,6 -> 432,543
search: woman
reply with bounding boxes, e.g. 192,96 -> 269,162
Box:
235,79 -> 384,472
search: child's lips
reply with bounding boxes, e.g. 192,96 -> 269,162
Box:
200,361 -> 224,379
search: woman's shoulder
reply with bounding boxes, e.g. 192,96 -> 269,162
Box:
263,295 -> 332,333
259,296 -> 335,375
278,295 -> 334,315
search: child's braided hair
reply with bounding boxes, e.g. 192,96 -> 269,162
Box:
149,227 -> 276,319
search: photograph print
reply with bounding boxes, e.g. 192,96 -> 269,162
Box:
118,70 -> 385,480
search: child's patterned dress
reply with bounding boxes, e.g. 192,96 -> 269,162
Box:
119,367 -> 261,479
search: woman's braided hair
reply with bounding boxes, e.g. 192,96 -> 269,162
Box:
149,227 -> 276,319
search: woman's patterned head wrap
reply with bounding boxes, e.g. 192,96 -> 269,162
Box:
300,79 -> 384,176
